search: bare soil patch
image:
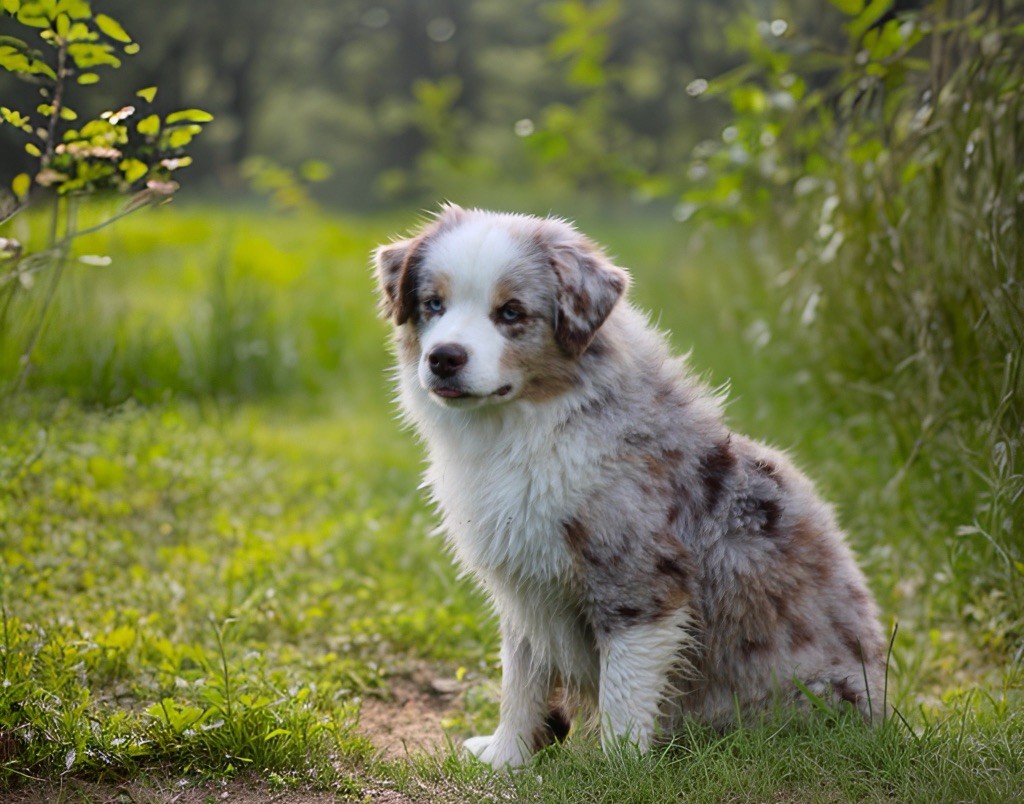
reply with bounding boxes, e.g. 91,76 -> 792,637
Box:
357,666 -> 465,761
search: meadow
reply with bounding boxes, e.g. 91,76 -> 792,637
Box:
1,201 -> 1021,801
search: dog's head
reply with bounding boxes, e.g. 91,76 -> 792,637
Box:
374,205 -> 629,408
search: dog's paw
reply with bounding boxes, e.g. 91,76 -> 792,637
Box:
462,733 -> 531,768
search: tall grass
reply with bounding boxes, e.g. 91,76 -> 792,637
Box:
690,0 -> 1024,660
799,3 -> 1024,659
0,204 -> 389,404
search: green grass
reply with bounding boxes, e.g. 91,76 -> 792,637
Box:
1,203 -> 1021,799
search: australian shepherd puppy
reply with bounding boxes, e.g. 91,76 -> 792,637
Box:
374,205 -> 885,768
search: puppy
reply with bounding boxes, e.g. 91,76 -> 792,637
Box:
374,205 -> 885,767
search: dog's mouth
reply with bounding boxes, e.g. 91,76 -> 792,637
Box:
430,384 -> 513,401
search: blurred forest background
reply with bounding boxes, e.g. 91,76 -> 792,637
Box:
1,0 -> 771,204
1,0 -> 1022,792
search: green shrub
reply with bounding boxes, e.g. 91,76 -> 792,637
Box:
687,0 -> 1024,658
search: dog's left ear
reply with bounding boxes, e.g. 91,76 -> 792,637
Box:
374,238 -> 418,324
540,223 -> 629,356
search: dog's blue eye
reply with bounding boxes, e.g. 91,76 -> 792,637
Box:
424,297 -> 444,314
498,304 -> 524,323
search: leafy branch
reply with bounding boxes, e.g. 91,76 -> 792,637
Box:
0,0 -> 213,395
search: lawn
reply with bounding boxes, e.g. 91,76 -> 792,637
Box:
1,202 -> 1021,801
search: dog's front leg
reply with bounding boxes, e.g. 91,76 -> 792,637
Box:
598,610 -> 691,754
463,628 -> 553,768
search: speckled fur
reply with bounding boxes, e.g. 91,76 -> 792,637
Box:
374,206 -> 886,767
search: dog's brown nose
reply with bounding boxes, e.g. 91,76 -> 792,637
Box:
428,343 -> 468,378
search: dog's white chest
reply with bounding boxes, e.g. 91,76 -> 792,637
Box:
424,415 -> 598,580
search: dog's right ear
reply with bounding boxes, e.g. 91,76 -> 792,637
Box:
374,204 -> 467,325
373,238 -> 418,324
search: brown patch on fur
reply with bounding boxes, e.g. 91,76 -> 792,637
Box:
643,454 -> 670,481
642,448 -> 684,482
500,321 -> 531,340
767,591 -> 790,620
700,438 -> 736,512
785,518 -> 835,585
754,458 -> 782,486
532,706 -> 571,752
832,678 -> 861,707
375,241 -> 410,319
394,237 -> 428,325
563,518 -> 589,553
515,342 -> 581,403
753,496 -> 782,538
835,622 -> 865,662
492,276 -> 523,306
789,618 -> 816,650
429,272 -> 452,302
652,531 -> 695,615
790,517 -> 816,544
652,377 -> 689,409
577,389 -> 613,419
655,584 -> 691,617
555,321 -> 596,358
562,518 -> 610,570
667,502 -> 682,526
397,327 -> 421,365
741,637 -> 773,656
614,605 -> 644,623
584,332 -> 608,359
848,584 -> 870,608
655,554 -> 690,585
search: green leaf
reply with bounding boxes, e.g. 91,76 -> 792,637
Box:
167,128 -> 197,148
136,113 -> 159,136
165,108 -> 214,125
0,35 -> 33,52
1,106 -> 31,130
119,158 -> 147,183
76,71 -> 99,84
848,0 -> 894,41
1,1 -> 21,16
15,6 -> 49,27
59,105 -> 77,120
94,13 -> 132,43
123,42 -> 140,55
136,85 -> 157,103
0,43 -> 57,79
25,142 -> 41,156
66,22 -> 90,41
67,42 -> 121,68
12,172 -> 30,199
56,0 -> 91,19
